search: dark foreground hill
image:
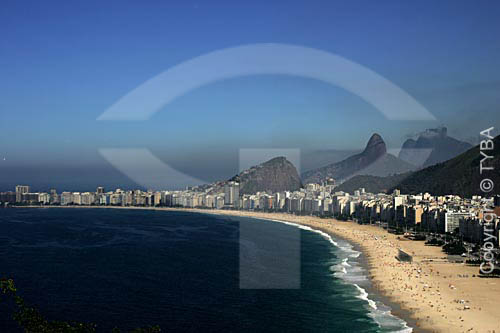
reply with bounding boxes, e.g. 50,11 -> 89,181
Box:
393,134 -> 499,197
336,173 -> 411,194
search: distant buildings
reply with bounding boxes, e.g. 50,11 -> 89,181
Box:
1,182 -> 499,248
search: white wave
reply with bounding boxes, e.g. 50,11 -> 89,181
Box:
354,285 -> 414,332
341,258 -> 351,267
267,219 -> 340,247
346,265 -> 364,274
254,217 -> 412,332
348,251 -> 361,258
354,284 -> 378,310
341,275 -> 368,283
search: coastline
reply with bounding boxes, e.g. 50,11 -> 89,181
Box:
254,216 -> 416,333
305,223 -> 421,332
15,206 -> 500,333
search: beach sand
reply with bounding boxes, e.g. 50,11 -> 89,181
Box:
23,206 -> 500,333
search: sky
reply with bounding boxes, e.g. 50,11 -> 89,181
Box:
1,0 -> 500,191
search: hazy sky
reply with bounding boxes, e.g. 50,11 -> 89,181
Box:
1,0 -> 499,190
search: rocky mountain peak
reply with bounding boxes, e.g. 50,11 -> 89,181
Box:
363,133 -> 387,157
263,156 -> 287,165
231,156 -> 302,195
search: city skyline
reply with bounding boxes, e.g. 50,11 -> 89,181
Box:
3,181 -> 499,255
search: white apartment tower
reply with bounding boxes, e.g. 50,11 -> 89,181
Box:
224,181 -> 240,208
15,185 -> 30,203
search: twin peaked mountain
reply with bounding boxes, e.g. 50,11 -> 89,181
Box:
225,129 -> 475,195
301,133 -> 414,184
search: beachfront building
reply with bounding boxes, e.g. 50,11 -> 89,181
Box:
445,211 -> 472,233
81,192 -> 95,206
407,206 -> 423,228
72,192 -> 82,205
39,193 -> 50,204
3,182 -> 497,249
224,181 -> 240,209
459,218 -> 485,244
60,192 -> 73,206
50,189 -> 59,204
15,185 -> 30,203
0,191 -> 16,204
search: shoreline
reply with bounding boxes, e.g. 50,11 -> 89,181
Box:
253,216 -> 416,333
308,223 -> 422,332
14,206 -> 500,333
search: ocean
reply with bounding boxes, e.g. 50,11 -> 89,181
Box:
0,208 -> 410,332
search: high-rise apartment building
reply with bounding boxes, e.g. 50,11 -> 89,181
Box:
50,189 -> 59,204
224,181 -> 240,208
15,185 -> 30,203
61,192 -> 73,206
444,212 -> 472,233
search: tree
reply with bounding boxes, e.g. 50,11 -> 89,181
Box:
0,278 -> 161,333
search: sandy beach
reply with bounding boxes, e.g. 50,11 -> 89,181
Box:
21,206 -> 500,332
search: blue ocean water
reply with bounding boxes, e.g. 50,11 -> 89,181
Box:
0,208 -> 410,332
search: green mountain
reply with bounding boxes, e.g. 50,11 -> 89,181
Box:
393,134 -> 499,197
336,173 -> 411,194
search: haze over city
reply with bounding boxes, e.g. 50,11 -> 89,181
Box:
1,1 -> 500,190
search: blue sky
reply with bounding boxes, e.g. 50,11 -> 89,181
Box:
1,0 -> 499,190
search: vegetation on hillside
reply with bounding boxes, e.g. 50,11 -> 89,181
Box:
392,135 -> 500,197
336,135 -> 500,197
336,173 -> 411,194
0,278 -> 160,333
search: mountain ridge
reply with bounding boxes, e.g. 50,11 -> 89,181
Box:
301,133 -> 415,184
337,135 -> 500,197
399,127 -> 472,167
392,134 -> 499,196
